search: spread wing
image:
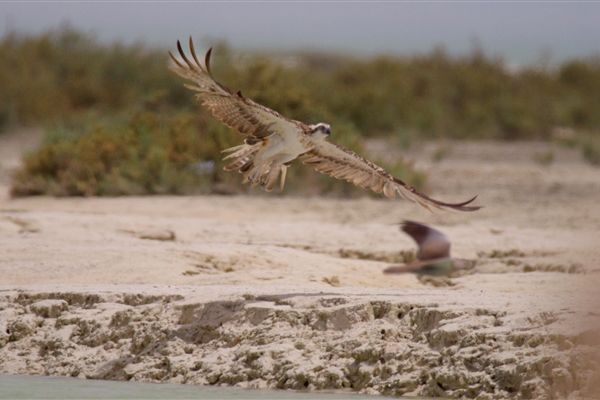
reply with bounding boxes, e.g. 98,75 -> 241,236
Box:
401,220 -> 451,260
169,38 -> 308,140
303,141 -> 481,212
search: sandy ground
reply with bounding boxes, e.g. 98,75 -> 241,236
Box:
1,130 -> 599,398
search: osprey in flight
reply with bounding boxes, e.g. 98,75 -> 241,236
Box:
169,38 -> 480,211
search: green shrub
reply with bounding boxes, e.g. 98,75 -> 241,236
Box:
0,26 -> 189,125
12,110 -> 425,198
5,27 -> 600,197
3,27 -> 600,140
12,111 -> 217,196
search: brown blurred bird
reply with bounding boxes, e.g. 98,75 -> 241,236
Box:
384,220 -> 473,276
168,38 -> 481,212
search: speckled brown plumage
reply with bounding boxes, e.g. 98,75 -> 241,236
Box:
169,38 -> 481,212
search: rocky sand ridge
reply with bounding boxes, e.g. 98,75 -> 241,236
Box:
1,285 -> 598,399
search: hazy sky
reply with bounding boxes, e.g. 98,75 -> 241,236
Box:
2,1 -> 600,66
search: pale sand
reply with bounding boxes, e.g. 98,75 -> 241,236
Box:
1,132 -> 599,398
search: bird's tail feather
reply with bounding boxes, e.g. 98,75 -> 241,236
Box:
262,164 -> 283,191
222,144 -> 260,171
221,144 -> 287,191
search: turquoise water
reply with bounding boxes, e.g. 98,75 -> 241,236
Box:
0,374 -> 381,399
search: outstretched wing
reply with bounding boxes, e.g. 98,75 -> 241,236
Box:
169,38 -> 308,140
302,141 -> 481,212
401,220 -> 451,260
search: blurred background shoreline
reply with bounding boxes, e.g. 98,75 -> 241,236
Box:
1,0 -> 600,199
0,23 -> 599,199
3,2 -> 600,66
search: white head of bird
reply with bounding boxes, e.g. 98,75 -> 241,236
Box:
309,123 -> 331,140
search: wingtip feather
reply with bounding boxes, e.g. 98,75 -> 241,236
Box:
168,50 -> 185,69
177,40 -> 199,72
188,36 -> 206,72
205,47 -> 214,76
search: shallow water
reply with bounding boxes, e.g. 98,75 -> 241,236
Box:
0,374 -> 382,399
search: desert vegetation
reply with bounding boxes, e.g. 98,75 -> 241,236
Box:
1,26 -> 599,197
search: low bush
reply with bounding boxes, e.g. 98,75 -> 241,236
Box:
12,110 -> 425,198
4,26 -> 599,197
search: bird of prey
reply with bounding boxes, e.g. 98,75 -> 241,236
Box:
383,220 -> 473,276
169,38 -> 481,211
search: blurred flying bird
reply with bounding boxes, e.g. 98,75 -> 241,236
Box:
169,38 -> 481,211
384,220 -> 473,276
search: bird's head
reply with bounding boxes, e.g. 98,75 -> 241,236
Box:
309,123 -> 331,139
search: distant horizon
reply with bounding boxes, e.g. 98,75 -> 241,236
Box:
2,2 -> 600,67
3,21 -> 597,70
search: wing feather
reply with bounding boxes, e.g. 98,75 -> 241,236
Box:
303,141 -> 481,212
383,182 -> 397,199
169,38 -> 308,139
371,177 -> 385,194
401,220 -> 452,260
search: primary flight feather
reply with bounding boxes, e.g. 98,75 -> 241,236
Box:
169,38 -> 481,211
